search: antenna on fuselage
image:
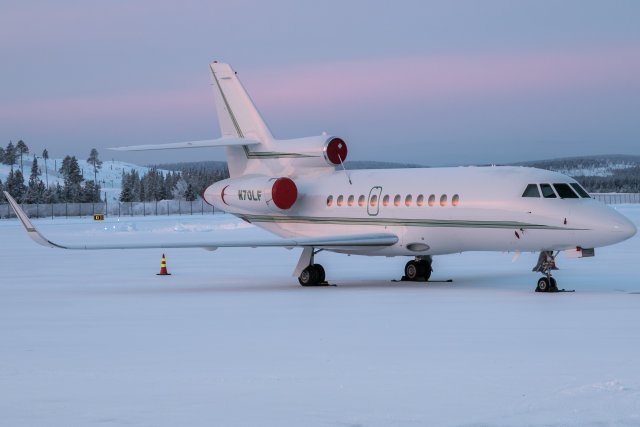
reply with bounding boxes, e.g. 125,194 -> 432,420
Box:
337,154 -> 352,185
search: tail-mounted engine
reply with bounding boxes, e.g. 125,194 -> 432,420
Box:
203,176 -> 298,213
272,135 -> 348,169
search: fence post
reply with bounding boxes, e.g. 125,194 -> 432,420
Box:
36,203 -> 39,218
51,203 -> 54,219
190,201 -> 193,215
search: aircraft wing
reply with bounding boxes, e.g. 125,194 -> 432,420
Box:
3,192 -> 398,250
109,136 -> 260,152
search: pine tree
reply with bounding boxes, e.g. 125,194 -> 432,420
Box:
15,140 -> 29,174
119,171 -> 134,202
6,170 -> 26,201
59,156 -> 84,202
0,147 -> 5,164
4,141 -> 16,171
87,148 -> 102,184
184,183 -> 197,201
24,157 -> 45,203
42,149 -> 49,188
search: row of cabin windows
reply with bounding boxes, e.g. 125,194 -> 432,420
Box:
522,183 -> 591,199
327,194 -> 460,207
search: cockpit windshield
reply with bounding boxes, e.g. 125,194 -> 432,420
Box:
522,182 -> 591,199
553,183 -> 579,199
540,184 -> 557,198
570,183 -> 591,198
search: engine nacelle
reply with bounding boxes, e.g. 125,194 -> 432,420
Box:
274,135 -> 348,168
203,176 -> 298,213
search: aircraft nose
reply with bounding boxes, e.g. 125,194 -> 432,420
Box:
612,215 -> 637,240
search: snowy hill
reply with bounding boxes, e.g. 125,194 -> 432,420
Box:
0,154 -> 169,202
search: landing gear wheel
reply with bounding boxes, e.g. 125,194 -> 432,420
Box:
419,260 -> 432,281
314,264 -> 326,283
536,277 -> 550,292
298,264 -> 326,286
404,260 -> 426,281
549,277 -> 558,292
298,266 -> 319,286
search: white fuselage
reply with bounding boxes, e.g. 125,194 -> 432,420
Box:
207,166 -> 637,256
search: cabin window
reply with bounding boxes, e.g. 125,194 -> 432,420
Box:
394,194 -> 401,206
416,194 -> 425,206
522,184 -> 540,198
370,194 -> 378,207
570,183 -> 591,198
337,195 -> 344,206
440,194 -> 447,206
358,195 -> 365,207
428,194 -> 436,207
553,183 -> 579,199
452,194 -> 460,206
405,195 -> 413,206
348,195 -> 355,206
540,184 -> 557,198
383,195 -> 390,206
327,195 -> 333,207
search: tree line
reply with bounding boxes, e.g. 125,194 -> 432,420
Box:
119,163 -> 229,202
0,140 -> 103,203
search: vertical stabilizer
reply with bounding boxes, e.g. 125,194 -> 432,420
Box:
209,62 -> 273,176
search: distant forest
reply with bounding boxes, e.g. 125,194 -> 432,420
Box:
512,155 -> 640,193
0,140 -> 102,204
157,155 -> 640,194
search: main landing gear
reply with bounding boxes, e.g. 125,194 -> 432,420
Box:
532,251 -> 560,293
298,248 -> 329,286
402,256 -> 433,282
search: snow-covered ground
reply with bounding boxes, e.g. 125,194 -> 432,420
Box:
1,206 -> 639,426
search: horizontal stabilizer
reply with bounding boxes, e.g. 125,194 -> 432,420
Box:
3,191 -> 398,250
109,137 -> 260,152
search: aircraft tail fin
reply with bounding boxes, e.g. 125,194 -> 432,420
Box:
209,62 -> 274,177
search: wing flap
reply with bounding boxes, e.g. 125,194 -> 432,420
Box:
109,137 -> 260,152
3,192 -> 397,250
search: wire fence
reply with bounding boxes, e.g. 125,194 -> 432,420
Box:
0,200 -> 216,219
0,193 -> 638,220
589,193 -> 640,204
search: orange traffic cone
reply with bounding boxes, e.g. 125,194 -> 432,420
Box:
157,253 -> 171,275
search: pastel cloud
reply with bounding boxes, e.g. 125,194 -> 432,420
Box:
2,50 -> 639,130
251,50 -> 640,111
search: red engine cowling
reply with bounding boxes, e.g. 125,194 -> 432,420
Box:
203,176 -> 298,213
269,135 -> 348,168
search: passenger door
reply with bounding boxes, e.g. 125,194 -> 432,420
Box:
367,186 -> 382,216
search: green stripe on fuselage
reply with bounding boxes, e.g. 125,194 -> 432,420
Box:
241,214 -> 586,230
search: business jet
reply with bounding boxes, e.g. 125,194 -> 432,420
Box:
4,61 -> 636,292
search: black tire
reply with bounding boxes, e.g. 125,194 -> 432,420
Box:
405,260 -> 425,281
549,277 -> 558,292
298,266 -> 319,286
536,277 -> 550,292
313,264 -> 326,283
419,260 -> 432,281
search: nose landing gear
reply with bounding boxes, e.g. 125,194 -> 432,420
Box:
532,251 -> 564,292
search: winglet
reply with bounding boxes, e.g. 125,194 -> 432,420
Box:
3,191 -> 66,248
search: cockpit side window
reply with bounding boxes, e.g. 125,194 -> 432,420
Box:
553,183 -> 579,199
540,184 -> 557,198
522,184 -> 540,198
570,183 -> 591,198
